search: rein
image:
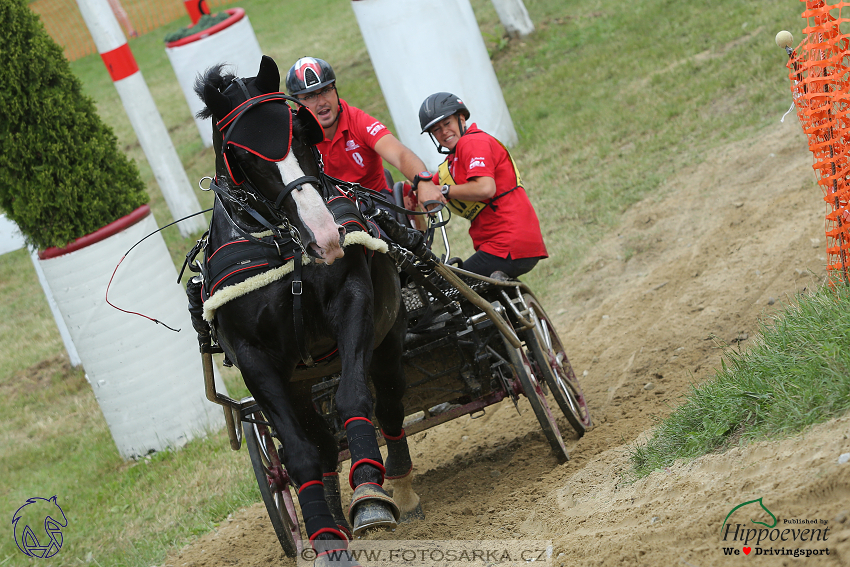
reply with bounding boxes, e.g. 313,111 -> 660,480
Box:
107,207 -> 213,331
321,173 -> 450,250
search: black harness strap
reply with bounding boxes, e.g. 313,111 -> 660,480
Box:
485,184 -> 520,212
209,179 -> 289,244
292,248 -> 314,367
233,78 -> 251,100
323,173 -> 445,220
275,175 -> 321,209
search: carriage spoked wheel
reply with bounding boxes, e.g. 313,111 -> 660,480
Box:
244,412 -> 302,557
522,294 -> 592,437
499,311 -> 570,464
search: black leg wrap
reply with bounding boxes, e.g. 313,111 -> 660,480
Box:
186,276 -> 210,349
323,473 -> 353,539
345,418 -> 384,488
298,482 -> 343,547
383,430 -> 413,479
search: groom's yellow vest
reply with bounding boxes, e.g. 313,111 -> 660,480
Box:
437,137 -> 523,221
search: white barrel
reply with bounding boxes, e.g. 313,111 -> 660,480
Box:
166,12 -> 264,147
351,0 -> 517,171
38,209 -> 225,459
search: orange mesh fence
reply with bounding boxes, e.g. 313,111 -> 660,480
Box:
788,0 -> 850,286
29,0 -> 237,62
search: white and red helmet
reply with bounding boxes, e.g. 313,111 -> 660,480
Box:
285,57 -> 336,96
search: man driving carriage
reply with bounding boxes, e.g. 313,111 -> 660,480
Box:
285,57 -> 434,204
415,92 -> 548,279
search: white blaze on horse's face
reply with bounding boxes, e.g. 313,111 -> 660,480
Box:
277,152 -> 345,264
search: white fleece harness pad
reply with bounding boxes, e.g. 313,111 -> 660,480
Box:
202,231 -> 387,321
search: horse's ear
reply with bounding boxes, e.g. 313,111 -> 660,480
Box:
204,83 -> 233,119
294,106 -> 325,146
255,55 -> 280,94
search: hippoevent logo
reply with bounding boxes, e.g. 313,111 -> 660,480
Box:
12,496 -> 67,559
720,497 -> 831,557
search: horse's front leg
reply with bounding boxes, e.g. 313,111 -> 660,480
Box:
370,302 -> 424,524
231,346 -> 354,566
290,381 -> 354,540
331,278 -> 399,535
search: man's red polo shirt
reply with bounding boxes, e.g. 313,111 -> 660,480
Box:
316,99 -> 392,192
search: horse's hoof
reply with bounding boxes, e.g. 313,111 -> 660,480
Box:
399,502 -> 425,523
348,484 -> 399,536
352,500 -> 397,535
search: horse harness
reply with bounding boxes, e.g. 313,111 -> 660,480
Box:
184,89 -> 375,367
184,88 -> 436,368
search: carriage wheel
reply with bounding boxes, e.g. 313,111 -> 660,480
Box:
522,294 -> 592,437
501,320 -> 570,464
244,413 -> 302,557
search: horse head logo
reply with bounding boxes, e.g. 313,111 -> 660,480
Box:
720,497 -> 777,535
12,496 -> 68,558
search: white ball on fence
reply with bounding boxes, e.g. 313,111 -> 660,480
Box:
775,30 -> 794,50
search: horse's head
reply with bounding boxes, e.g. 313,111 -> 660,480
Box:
195,56 -> 344,264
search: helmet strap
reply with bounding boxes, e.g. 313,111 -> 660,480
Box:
427,132 -> 451,155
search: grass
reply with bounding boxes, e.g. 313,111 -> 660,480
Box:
630,286 -> 850,478
0,351 -> 258,566
0,0 -> 825,565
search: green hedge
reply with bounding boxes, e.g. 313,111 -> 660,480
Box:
0,0 -> 148,250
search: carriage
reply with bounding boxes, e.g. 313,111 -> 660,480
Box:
187,55 -> 591,561
196,189 -> 591,556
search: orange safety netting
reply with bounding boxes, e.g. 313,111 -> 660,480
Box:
788,0 -> 850,286
29,0 -> 237,62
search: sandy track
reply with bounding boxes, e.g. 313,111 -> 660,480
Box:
162,121 -> 850,566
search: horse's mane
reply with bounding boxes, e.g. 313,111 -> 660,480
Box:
194,63 -> 237,120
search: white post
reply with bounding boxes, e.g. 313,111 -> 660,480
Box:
75,0 -> 206,237
0,213 -> 25,256
350,0 -> 518,172
29,248 -> 83,368
491,0 -> 534,38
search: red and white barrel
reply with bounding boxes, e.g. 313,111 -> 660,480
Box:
75,0 -> 206,237
166,8 -> 263,148
37,206 -> 226,460
350,0 -> 518,170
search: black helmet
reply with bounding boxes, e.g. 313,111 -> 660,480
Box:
286,57 -> 336,95
419,92 -> 470,133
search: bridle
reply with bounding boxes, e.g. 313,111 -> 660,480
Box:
212,89 -> 328,254
208,87 -> 349,367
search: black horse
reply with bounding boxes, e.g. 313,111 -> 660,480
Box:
192,56 -> 419,563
